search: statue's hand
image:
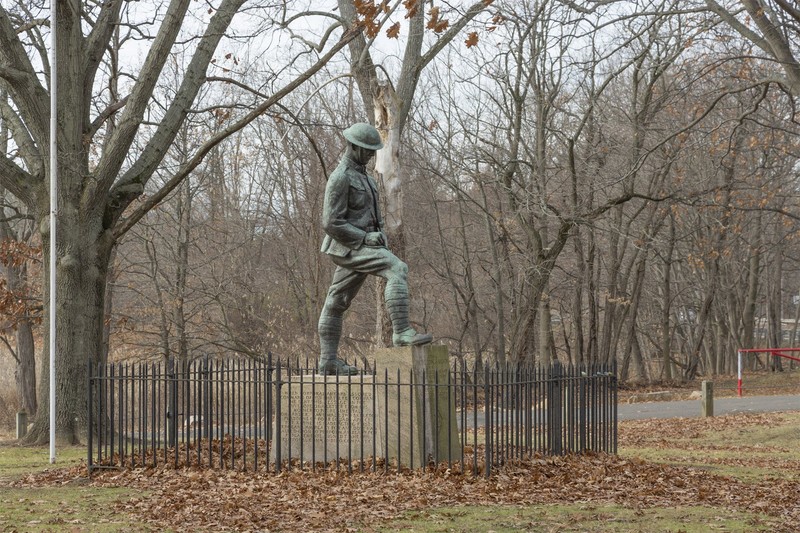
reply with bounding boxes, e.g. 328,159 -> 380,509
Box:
364,231 -> 385,246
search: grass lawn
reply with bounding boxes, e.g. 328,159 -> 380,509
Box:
378,504 -> 775,532
0,444 -> 152,532
618,412 -> 800,481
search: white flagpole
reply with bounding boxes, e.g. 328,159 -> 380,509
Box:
49,0 -> 57,464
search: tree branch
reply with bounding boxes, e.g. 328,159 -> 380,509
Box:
88,0 -> 194,207
87,95 -> 129,140
0,154 -> 34,208
84,0 -> 124,94
773,0 -> 800,25
740,0 -> 800,93
111,26 -> 361,239
0,5 -> 48,146
93,0 -> 247,212
0,334 -> 20,365
704,0 -> 774,54
419,0 -> 490,70
0,97 -> 41,176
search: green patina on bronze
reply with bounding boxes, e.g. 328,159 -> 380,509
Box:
318,123 -> 432,376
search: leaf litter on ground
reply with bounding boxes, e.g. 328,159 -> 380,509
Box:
9,412 -> 800,532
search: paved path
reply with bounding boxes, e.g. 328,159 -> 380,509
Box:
462,395 -> 799,427
618,394 -> 799,421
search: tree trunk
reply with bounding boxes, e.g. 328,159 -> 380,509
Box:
620,248 -> 648,382
768,242 -> 784,371
660,213 -> 675,380
373,88 -> 404,347
0,208 -> 37,417
742,213 -> 762,349
539,297 -> 556,363
26,207 -> 113,445
478,180 -> 506,365
101,246 -> 117,363
14,319 -> 37,416
174,175 -> 191,360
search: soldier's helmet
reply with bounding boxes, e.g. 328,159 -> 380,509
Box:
343,123 -> 384,150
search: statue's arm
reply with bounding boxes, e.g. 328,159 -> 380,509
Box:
322,172 -> 367,248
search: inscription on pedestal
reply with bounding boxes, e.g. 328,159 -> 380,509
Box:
272,375 -> 383,463
271,347 -> 460,468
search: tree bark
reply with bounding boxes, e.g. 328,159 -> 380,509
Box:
27,205 -> 114,444
768,236 -> 784,371
659,212 -> 675,380
14,319 -> 37,416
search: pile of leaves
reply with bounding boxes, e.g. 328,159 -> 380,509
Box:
14,454 -> 797,531
10,413 -> 798,531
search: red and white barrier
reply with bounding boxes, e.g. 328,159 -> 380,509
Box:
736,348 -> 800,397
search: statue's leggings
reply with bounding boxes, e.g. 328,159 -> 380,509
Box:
318,245 -> 410,361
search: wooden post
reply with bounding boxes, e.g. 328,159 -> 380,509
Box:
16,411 -> 27,439
701,381 -> 713,417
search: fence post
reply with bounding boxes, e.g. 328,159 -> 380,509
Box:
167,357 -> 178,448
612,361 -> 618,454
547,361 -> 562,455
267,352 -> 273,442
484,364 -> 491,478
203,357 -> 211,446
701,380 -> 714,417
86,360 -> 93,472
274,362 -> 283,473
578,365 -> 586,453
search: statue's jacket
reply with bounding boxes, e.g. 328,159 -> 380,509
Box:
321,155 -> 384,258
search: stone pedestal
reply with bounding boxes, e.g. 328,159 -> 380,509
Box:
271,374 -> 384,464
373,345 -> 461,467
271,345 -> 460,467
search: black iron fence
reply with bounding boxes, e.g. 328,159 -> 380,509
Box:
87,356 -> 617,477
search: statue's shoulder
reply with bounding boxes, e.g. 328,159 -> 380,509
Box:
339,164 -> 367,184
327,161 -> 349,184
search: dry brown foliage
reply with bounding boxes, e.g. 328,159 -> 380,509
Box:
13,414 -> 800,532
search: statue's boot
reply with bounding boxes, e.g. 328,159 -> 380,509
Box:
318,315 -> 358,375
393,328 -> 433,346
318,358 -> 359,375
386,290 -> 433,347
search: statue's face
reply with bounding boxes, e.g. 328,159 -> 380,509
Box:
352,145 -> 376,165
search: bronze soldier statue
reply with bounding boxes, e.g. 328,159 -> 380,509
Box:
318,123 -> 432,375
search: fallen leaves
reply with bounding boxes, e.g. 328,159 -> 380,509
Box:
619,412 -> 788,445
11,449 -> 799,532
9,413 -> 800,532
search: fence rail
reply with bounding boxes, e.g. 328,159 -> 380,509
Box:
88,356 -> 617,477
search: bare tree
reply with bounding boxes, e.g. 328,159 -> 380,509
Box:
704,0 -> 800,95
0,89 -> 38,417
0,0 -> 357,443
